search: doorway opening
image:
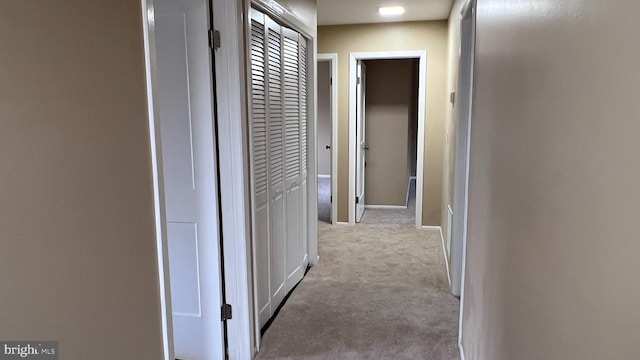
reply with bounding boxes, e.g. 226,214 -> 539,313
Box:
316,54 -> 338,225
348,51 -> 427,227
356,58 -> 419,225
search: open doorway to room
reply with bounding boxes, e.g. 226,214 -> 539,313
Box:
349,52 -> 425,227
357,58 -> 419,225
316,54 -> 338,225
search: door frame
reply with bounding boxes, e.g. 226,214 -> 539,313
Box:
141,0 -> 254,358
348,51 -> 427,227
317,53 -> 338,226
455,0 -> 477,356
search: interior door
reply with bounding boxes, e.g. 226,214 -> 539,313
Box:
155,0 -> 224,358
355,60 -> 367,222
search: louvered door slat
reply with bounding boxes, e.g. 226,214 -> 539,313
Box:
268,25 -> 283,187
299,35 -> 307,172
283,35 -> 300,180
250,18 -> 268,196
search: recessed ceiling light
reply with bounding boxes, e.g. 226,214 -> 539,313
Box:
379,6 -> 405,16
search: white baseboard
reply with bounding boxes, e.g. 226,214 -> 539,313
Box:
365,205 -> 407,210
421,225 -> 441,231
459,341 -> 466,360
439,226 -> 452,287
336,221 -> 349,225
422,226 -> 452,287
317,174 -> 331,179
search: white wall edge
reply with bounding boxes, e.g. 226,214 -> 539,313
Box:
365,205 -> 407,210
140,1 -> 175,358
215,0 -> 254,357
348,50 -> 427,227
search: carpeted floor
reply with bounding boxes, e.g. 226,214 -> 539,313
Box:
255,218 -> 460,360
360,179 -> 416,225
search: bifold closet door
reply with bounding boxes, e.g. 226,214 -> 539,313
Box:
249,8 -> 309,328
249,10 -> 271,327
283,27 -> 304,290
266,16 -> 287,318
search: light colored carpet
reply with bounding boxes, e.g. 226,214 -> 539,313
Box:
255,219 -> 460,360
360,179 -> 416,225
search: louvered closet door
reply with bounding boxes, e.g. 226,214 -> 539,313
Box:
282,27 -> 304,290
298,34 -> 309,267
266,16 -> 286,324
249,10 -> 271,328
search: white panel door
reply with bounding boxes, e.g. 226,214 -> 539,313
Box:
249,10 -> 272,328
155,0 -> 224,359
355,61 -> 367,222
283,27 -> 304,290
266,16 -> 287,318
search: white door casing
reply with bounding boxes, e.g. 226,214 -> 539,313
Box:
155,0 -> 224,358
348,51 -> 427,227
355,61 -> 367,223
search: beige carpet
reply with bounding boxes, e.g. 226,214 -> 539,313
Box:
255,220 -> 460,360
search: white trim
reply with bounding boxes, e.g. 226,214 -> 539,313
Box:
457,0 -> 476,350
422,225 -> 452,291
439,225 -> 452,287
365,204 -> 407,210
348,51 -> 427,228
141,1 -> 174,358
459,341 -> 467,360
420,225 -> 440,231
317,174 -> 331,179
409,175 -> 417,180
336,221 -> 350,225
317,53 -> 338,226
214,0 -> 254,357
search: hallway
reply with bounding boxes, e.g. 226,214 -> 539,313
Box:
256,220 -> 460,359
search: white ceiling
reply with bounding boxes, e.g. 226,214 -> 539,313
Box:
317,0 -> 454,26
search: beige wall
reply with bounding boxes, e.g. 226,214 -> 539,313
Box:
364,59 -> 414,206
317,61 -> 332,175
0,1 -> 164,359
318,21 -> 448,225
462,0 -> 640,359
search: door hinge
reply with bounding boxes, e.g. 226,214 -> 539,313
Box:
450,91 -> 456,105
209,29 -> 221,50
330,77 -> 333,86
330,195 -> 332,203
221,303 -> 232,321
356,196 -> 360,204
357,77 -> 361,85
